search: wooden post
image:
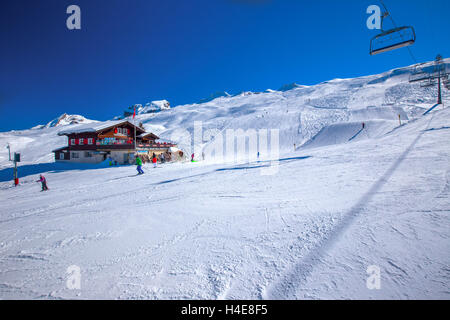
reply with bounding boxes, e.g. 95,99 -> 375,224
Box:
398,114 -> 402,126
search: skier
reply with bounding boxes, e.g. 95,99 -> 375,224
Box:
36,174 -> 48,191
152,153 -> 157,168
191,153 -> 195,162
160,153 -> 165,164
362,122 -> 365,129
257,151 -> 260,159
136,155 -> 144,175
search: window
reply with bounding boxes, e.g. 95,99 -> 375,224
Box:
72,152 -> 79,158
59,153 -> 65,160
85,151 -> 92,158
79,138 -> 84,145
70,139 -> 75,145
118,128 -> 122,134
88,138 -> 93,145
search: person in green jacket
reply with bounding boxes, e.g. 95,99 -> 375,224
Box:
136,155 -> 144,174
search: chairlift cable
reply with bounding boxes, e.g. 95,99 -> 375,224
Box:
379,0 -> 418,65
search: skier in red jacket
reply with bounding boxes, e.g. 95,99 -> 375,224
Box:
152,153 -> 157,168
36,174 -> 48,191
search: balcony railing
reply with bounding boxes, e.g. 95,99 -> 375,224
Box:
137,143 -> 176,149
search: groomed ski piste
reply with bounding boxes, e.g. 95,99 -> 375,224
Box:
0,60 -> 449,299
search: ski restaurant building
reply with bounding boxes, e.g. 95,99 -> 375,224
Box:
53,120 -> 176,164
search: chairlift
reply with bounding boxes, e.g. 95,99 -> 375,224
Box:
443,74 -> 449,83
431,63 -> 444,76
420,78 -> 435,88
370,26 -> 416,56
369,5 -> 416,56
409,65 -> 429,83
444,76 -> 450,89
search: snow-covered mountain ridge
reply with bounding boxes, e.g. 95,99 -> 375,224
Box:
1,58 -> 449,169
32,113 -> 97,129
133,58 -> 449,153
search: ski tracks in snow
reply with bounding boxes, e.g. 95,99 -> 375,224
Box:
264,113 -> 440,299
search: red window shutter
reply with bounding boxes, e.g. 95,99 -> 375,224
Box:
75,139 -> 79,145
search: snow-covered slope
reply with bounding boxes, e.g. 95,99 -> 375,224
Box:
0,127 -> 66,169
0,124 -> 87,170
0,103 -> 449,299
0,114 -> 98,169
0,60 -> 449,299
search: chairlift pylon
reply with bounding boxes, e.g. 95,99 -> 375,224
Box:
369,4 -> 416,56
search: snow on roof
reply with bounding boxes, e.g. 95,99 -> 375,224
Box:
52,146 -> 69,152
57,120 -> 144,135
168,147 -> 180,153
137,132 -> 159,139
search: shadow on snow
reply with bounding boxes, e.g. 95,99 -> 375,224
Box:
155,156 -> 312,185
0,162 -> 112,182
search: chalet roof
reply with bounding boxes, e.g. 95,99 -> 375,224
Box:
57,120 -> 145,136
138,132 -> 160,140
52,146 -> 69,152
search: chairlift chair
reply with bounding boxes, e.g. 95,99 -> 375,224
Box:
444,76 -> 450,89
409,65 -> 429,83
369,4 -> 416,56
370,26 -> 416,56
420,78 -> 435,88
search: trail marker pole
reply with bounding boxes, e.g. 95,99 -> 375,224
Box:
437,68 -> 442,105
6,144 -> 19,186
14,160 -> 18,186
12,151 -> 20,186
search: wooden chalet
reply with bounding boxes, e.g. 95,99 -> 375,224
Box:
53,120 -> 177,164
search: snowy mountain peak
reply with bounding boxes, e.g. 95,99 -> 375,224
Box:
44,113 -> 97,128
142,100 -> 171,112
121,100 -> 171,118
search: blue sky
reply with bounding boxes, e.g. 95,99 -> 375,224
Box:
0,0 -> 449,131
